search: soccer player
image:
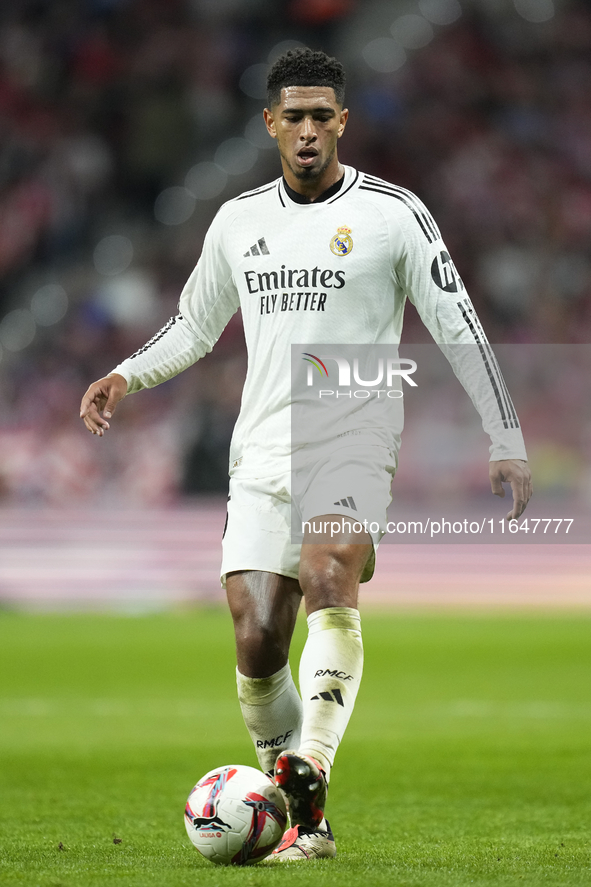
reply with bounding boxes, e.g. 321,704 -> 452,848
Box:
80,48 -> 532,860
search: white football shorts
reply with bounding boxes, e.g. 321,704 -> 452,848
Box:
220,444 -> 396,588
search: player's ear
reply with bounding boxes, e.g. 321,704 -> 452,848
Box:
337,108 -> 349,138
263,108 -> 277,139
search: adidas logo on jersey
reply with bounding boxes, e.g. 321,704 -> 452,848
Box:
310,689 -> 344,706
334,496 -> 357,510
244,237 -> 270,257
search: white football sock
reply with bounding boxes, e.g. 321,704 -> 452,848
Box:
236,663 -> 303,774
298,607 -> 363,779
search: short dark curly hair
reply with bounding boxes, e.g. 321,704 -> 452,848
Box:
266,48 -> 346,108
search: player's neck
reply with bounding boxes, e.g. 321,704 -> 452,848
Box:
282,160 -> 345,203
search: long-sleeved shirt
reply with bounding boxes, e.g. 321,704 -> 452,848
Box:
112,166 -> 527,477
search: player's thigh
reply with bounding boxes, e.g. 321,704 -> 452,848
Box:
226,570 -> 303,629
296,444 -> 394,611
299,515 -> 373,614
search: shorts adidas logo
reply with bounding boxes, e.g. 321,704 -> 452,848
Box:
243,237 -> 270,257
310,689 -> 344,706
334,496 -> 357,510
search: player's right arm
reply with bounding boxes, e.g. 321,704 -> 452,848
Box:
79,207 -> 239,435
80,372 -> 128,436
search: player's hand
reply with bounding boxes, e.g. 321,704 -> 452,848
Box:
489,459 -> 532,521
79,373 -> 128,436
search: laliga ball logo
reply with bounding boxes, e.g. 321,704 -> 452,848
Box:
330,225 -> 353,256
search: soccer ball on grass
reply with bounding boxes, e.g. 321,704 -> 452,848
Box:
184,764 -> 287,865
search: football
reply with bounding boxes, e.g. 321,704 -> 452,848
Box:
184,764 -> 287,865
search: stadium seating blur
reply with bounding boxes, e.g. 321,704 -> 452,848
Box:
0,0 -> 589,506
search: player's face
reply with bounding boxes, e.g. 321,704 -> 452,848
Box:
264,86 -> 348,186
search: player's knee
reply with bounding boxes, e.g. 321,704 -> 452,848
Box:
299,550 -> 354,606
233,613 -> 288,663
300,553 -> 336,591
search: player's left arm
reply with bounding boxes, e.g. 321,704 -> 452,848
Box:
393,198 -> 532,518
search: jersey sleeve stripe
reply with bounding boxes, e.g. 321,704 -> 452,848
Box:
492,354 -> 520,429
394,186 -> 441,242
359,184 -> 435,243
236,184 -> 277,201
462,299 -> 520,429
457,302 -> 510,429
465,303 -> 520,429
129,314 -> 182,360
362,175 -> 441,242
457,299 -> 519,430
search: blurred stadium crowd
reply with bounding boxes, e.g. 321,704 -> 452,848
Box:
0,0 -> 589,505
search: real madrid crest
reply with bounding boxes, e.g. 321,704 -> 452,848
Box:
330,225 -> 353,257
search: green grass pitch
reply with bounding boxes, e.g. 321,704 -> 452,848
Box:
1,608 -> 590,886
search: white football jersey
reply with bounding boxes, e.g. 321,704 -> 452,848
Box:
113,166 -> 527,475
